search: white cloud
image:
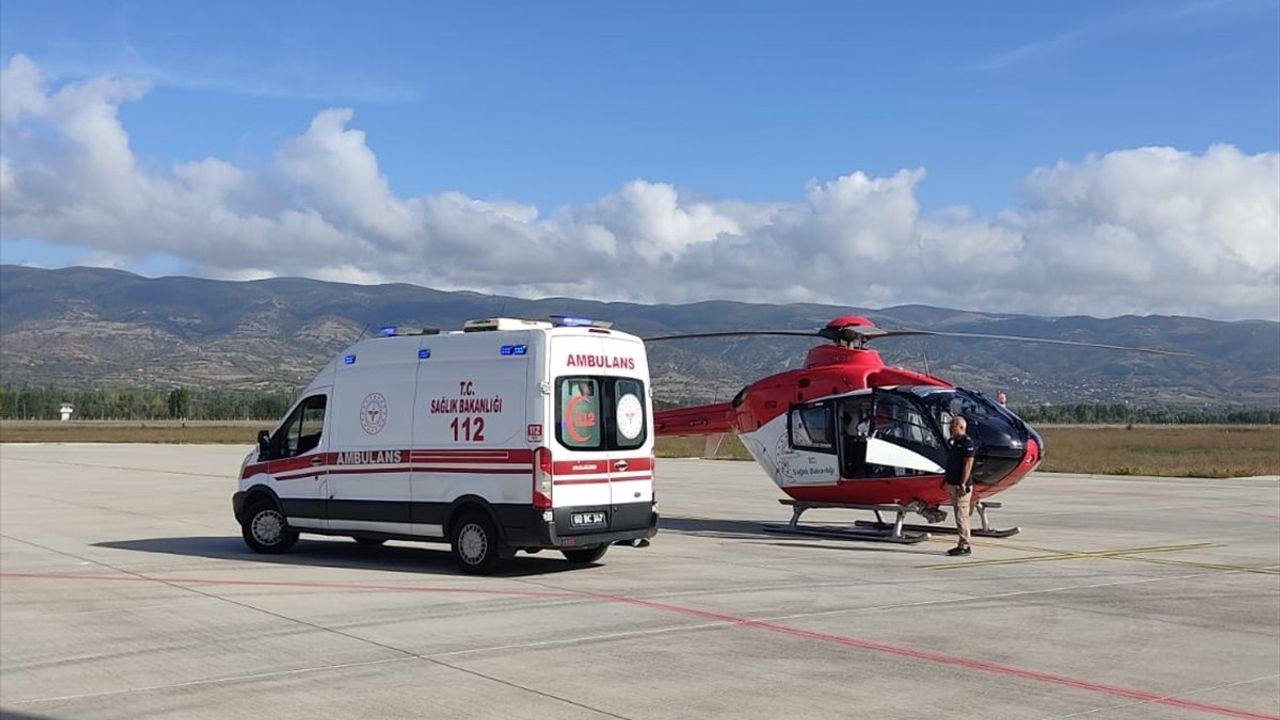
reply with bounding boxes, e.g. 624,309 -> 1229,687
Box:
1,54 -> 1277,320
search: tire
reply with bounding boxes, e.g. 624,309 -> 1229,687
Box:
241,499 -> 299,554
354,537 -> 387,546
450,511 -> 502,574
561,545 -> 608,564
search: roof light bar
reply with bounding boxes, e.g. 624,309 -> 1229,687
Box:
376,326 -> 441,337
550,315 -> 613,329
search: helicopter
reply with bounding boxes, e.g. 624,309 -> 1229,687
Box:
647,315 -> 1183,542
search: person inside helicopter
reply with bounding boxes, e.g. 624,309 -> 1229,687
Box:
839,400 -> 883,478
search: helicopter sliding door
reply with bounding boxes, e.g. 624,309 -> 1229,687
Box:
780,401 -> 840,487
834,394 -> 876,478
857,391 -> 946,476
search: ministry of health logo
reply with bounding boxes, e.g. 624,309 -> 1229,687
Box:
360,393 -> 388,435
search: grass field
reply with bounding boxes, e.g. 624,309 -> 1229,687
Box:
649,427 -> 1280,478
0,420 -> 263,445
1,421 -> 1276,478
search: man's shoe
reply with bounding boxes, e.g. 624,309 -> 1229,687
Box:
946,545 -> 971,556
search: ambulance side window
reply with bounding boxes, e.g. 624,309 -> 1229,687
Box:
274,395 -> 327,459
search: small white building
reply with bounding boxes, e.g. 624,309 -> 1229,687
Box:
59,403 -> 74,421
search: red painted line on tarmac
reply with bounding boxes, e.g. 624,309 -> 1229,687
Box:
0,572 -> 577,599
587,593 -> 1280,720
4,572 -> 1276,719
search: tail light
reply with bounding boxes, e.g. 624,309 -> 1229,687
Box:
532,447 -> 553,509
650,451 -> 657,504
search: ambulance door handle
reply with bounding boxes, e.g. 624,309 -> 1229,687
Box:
310,456 -> 324,466
614,460 -> 628,472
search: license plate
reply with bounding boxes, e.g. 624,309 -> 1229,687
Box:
571,511 -> 606,527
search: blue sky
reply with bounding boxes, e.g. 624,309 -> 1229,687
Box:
1,0 -> 1278,319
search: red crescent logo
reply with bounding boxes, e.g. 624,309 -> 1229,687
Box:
566,394 -> 590,443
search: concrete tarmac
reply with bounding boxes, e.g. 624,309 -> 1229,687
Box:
1,444 -> 1277,720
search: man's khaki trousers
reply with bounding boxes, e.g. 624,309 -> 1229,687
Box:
948,484 -> 972,547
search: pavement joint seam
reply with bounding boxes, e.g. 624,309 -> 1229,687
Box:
917,541 -> 1280,574
2,455 -> 230,478
4,563 -> 1276,719
8,657 -> 417,706
0,535 -> 637,720
1039,673 -> 1280,719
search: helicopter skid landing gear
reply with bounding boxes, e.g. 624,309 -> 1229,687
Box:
855,501 -> 1021,539
763,500 -> 930,544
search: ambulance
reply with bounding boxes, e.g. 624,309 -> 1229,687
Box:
233,317 -> 658,573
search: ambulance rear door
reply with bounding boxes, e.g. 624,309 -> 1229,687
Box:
550,332 -> 653,535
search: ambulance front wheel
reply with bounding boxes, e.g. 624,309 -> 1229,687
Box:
561,545 -> 609,564
450,511 -> 501,574
241,499 -> 299,554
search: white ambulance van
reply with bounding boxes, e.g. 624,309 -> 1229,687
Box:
233,317 -> 658,573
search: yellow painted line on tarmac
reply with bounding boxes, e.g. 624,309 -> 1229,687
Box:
918,542 -> 1224,571
1107,556 -> 1280,575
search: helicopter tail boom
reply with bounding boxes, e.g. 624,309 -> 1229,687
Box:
654,402 -> 737,437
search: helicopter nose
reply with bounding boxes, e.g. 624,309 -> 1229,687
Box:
1028,426 -> 1045,460
967,416 -> 1030,484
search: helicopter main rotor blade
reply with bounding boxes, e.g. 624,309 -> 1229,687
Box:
643,330 -> 822,342
871,330 -> 1192,356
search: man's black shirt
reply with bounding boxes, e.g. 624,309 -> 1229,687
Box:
945,435 -> 977,487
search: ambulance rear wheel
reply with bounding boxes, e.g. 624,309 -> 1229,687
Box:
561,545 -> 608,564
242,499 -> 298,554
451,512 -> 501,574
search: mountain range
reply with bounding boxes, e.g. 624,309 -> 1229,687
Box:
1,265 -> 1276,406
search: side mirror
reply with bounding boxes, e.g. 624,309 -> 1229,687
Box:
257,430 -> 271,459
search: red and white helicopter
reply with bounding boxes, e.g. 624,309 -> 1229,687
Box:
648,316 -> 1181,542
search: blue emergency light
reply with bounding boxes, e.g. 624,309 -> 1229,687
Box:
380,326 -> 397,337
550,315 -> 613,329
552,315 -> 593,327
344,354 -> 357,365
418,349 -> 431,360
500,344 -> 527,356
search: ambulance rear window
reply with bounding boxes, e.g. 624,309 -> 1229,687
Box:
556,376 -> 648,451
558,378 -> 602,449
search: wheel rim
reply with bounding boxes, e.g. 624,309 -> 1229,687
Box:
458,523 -> 488,565
251,509 -> 286,546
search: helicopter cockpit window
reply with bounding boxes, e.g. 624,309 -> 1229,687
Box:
789,403 -> 833,452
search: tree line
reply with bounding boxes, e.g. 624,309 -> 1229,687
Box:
1010,403 -> 1279,425
1,386 -> 1276,424
0,386 -> 294,421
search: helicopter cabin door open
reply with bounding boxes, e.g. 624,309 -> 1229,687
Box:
789,390 -> 947,482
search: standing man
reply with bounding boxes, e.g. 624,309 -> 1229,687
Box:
943,416 -> 977,556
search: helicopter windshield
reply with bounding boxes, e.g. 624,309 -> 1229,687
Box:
906,386 -> 1030,484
